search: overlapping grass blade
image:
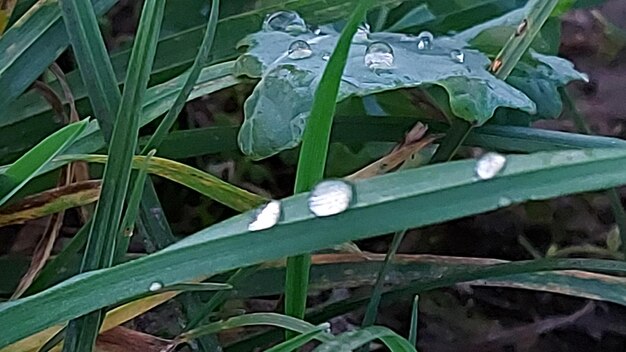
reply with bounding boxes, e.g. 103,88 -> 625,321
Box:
58,0 -> 120,137
0,0 -> 117,114
177,313 -> 334,345
5,148 -> 626,346
0,119 -> 88,206
264,323 -> 332,352
313,326 -> 416,352
141,0 -> 220,154
286,0 -> 375,322
62,1 -> 165,350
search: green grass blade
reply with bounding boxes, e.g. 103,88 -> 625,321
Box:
264,323 -> 332,352
62,1 -> 165,351
314,326 -> 416,352
141,0 -> 220,154
286,0 -> 375,322
58,0 -> 121,138
361,230 -> 406,328
408,295 -> 419,346
178,313 -> 334,345
0,119 -> 88,206
0,0 -> 117,114
5,148 -> 626,346
55,154 -> 266,212
114,150 -> 155,260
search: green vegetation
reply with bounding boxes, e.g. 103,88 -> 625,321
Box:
0,0 -> 624,351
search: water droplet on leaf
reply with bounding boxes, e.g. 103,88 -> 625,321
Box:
308,180 -> 353,217
149,281 -> 163,292
364,41 -> 394,70
450,49 -> 465,63
322,52 -> 330,61
354,22 -> 371,43
475,152 -> 507,180
263,11 -> 307,34
248,200 -> 282,231
288,40 -> 313,60
498,197 -> 512,207
417,31 -> 434,50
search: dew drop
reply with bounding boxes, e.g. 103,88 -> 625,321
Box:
149,281 -> 163,292
308,180 -> 353,217
248,200 -> 282,232
416,31 -> 434,50
498,197 -> 512,207
364,41 -> 394,70
354,22 -> 371,43
475,152 -> 507,180
322,52 -> 330,61
450,49 -> 465,63
263,11 -> 307,34
288,40 -> 313,60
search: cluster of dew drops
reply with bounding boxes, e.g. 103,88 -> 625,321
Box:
263,10 -> 466,71
240,12 -> 508,233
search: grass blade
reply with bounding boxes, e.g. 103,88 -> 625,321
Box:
286,0 -> 375,322
140,0 -> 220,154
6,148 -> 626,346
408,295 -> 419,346
264,323 -> 332,352
177,313 -> 334,345
361,230 -> 406,328
58,0 -> 120,138
0,119 -> 88,206
62,1 -> 165,351
314,326 -> 416,352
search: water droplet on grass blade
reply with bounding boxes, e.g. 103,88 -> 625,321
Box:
288,40 -> 313,60
308,180 -> 353,217
450,49 -> 465,63
364,41 -> 394,70
248,200 -> 282,231
263,11 -> 307,34
475,152 -> 507,180
149,281 -> 163,292
498,197 -> 512,207
417,31 -> 434,50
322,52 -> 330,61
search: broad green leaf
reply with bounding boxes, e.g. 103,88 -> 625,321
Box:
5,148 -> 626,346
0,0 -> 402,130
235,26 -> 536,159
0,119 -> 88,206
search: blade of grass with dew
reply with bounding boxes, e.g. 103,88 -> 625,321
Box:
62,1 -> 165,351
285,0 -> 376,322
9,148 -> 626,346
58,0 -> 120,137
361,230 -> 406,328
140,0 -> 219,154
430,0 -> 560,164
0,119 -> 88,207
